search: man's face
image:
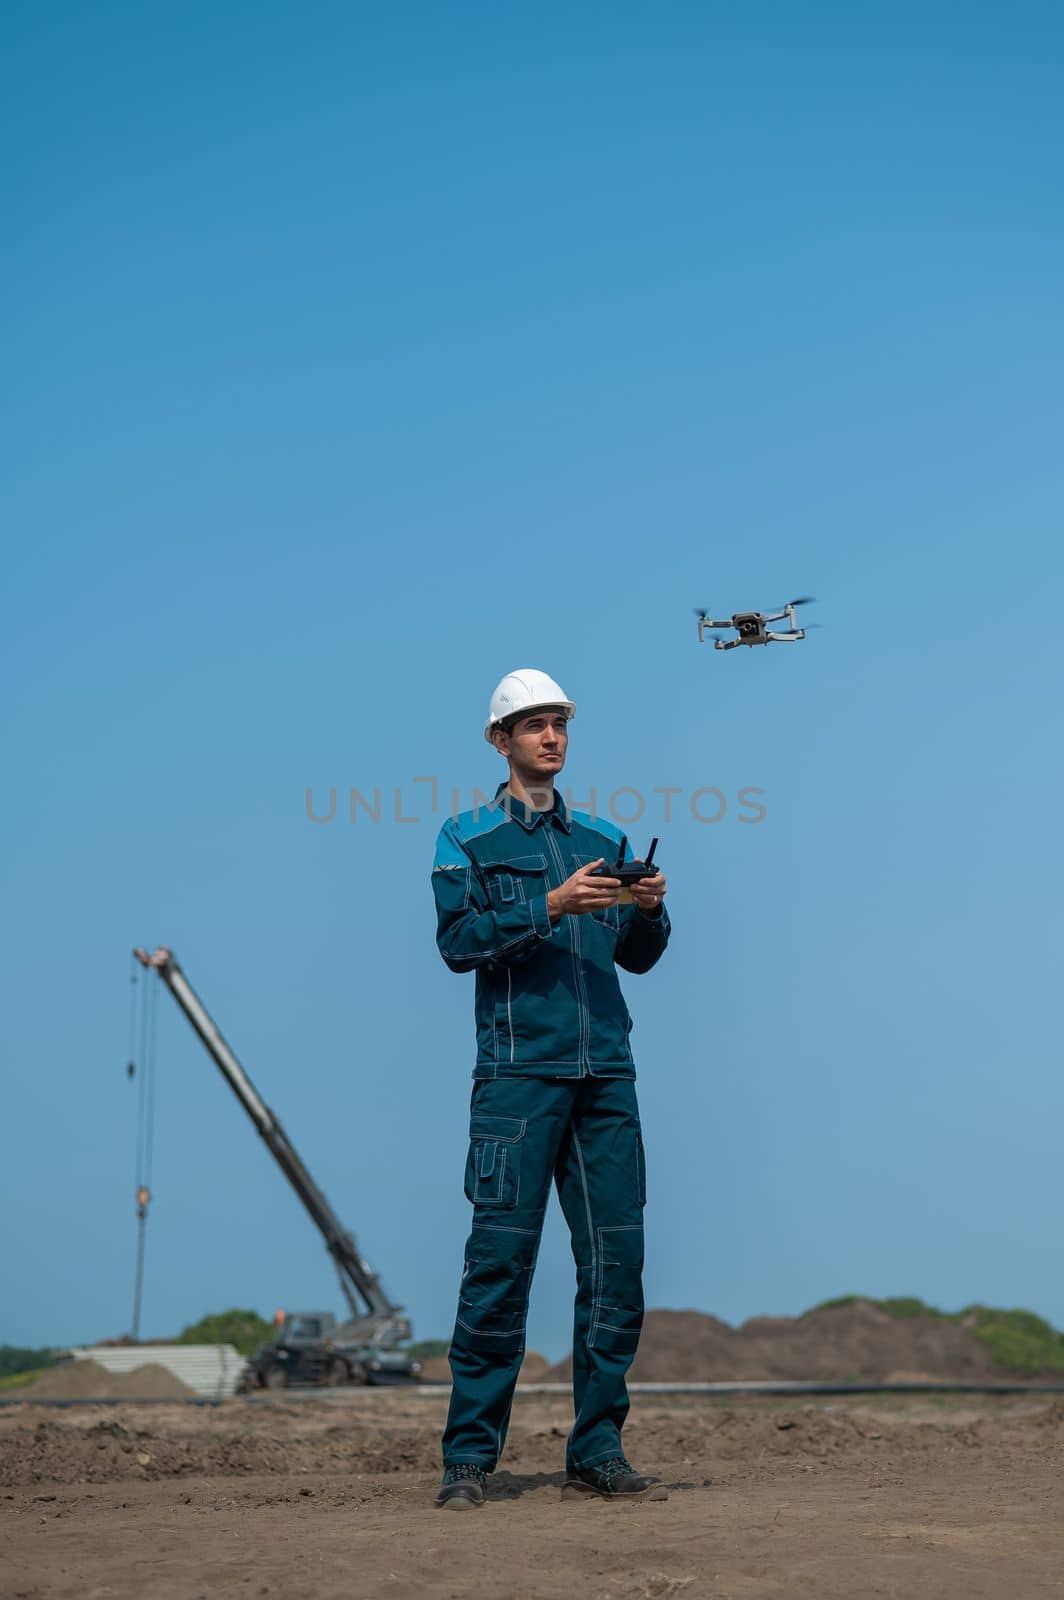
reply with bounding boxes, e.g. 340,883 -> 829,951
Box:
495,707 -> 569,780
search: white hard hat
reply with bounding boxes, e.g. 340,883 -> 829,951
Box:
484,669 -> 576,743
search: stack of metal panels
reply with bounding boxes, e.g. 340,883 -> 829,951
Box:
67,1344 -> 247,1399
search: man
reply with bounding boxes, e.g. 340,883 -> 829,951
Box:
430,668 -> 671,1510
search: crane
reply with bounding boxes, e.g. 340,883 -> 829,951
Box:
133,946 -> 417,1386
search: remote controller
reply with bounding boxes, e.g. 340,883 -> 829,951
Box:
591,836 -> 661,903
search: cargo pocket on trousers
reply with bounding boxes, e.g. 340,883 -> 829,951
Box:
464,1114 -> 526,1209
591,1224 -> 645,1353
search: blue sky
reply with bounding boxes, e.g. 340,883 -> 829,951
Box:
4,1 -> 1063,1359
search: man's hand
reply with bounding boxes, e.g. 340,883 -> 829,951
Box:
547,860 -> 621,922
629,870 -> 667,917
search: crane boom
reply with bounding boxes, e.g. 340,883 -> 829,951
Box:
133,946 -> 406,1347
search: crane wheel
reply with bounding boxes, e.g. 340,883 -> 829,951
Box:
324,1358 -> 349,1388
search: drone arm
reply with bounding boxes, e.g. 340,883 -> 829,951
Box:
763,630 -> 804,642
714,637 -> 743,651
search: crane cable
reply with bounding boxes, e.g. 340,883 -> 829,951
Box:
127,953 -> 160,1341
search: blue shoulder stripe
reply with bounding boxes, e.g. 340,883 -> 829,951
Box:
433,821 -> 470,870
451,798 -> 513,842
434,799 -> 514,869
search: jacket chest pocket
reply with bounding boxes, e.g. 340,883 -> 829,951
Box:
484,852 -> 549,909
464,1114 -> 526,1208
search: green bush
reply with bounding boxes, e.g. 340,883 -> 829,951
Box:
879,1297 -> 947,1321
0,1345 -> 57,1381
807,1295 -> 859,1314
408,1339 -> 450,1360
176,1309 -> 274,1356
961,1306 -> 1064,1374
0,1368 -> 50,1392
807,1295 -> 943,1320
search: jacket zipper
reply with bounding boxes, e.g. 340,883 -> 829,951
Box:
543,824 -> 589,1074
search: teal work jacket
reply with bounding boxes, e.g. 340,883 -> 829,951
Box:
432,785 -> 670,1079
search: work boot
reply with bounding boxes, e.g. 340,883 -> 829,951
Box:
434,1463 -> 489,1510
562,1455 -> 668,1502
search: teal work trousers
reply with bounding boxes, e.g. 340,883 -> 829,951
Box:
442,1075 -> 647,1472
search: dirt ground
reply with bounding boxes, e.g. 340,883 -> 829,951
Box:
3,1388 -> 1064,1599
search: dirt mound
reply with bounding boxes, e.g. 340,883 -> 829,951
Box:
113,1362 -> 196,1398
21,1360 -> 194,1400
547,1301 -> 1002,1382
0,1414 -> 444,1488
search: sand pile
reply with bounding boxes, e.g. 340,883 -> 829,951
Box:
547,1301 -> 1002,1382
22,1360 -> 194,1400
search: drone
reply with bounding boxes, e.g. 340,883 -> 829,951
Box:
695,596 -> 816,650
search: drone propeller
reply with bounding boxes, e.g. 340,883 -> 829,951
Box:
787,595 -> 816,608
693,607 -> 710,619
